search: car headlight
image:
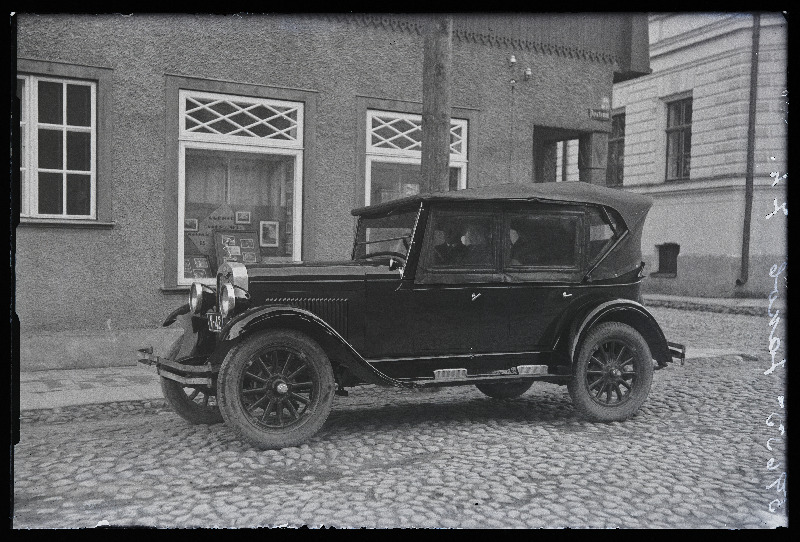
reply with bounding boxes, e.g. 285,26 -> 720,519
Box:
219,282 -> 236,317
189,282 -> 204,314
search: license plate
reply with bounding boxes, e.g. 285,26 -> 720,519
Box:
207,313 -> 226,332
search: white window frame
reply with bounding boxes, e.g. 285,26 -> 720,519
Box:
365,110 -> 468,206
177,90 -> 304,286
18,75 -> 97,219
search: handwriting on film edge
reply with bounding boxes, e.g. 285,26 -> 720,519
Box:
764,263 -> 787,513
763,165 -> 787,513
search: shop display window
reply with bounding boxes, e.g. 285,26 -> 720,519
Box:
178,90 -> 304,284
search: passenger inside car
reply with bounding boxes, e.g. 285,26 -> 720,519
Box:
509,219 -> 543,266
463,222 -> 493,266
434,222 -> 468,266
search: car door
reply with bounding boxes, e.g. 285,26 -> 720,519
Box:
499,204 -> 586,349
364,205 -> 506,358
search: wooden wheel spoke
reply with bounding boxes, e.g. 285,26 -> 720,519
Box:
257,356 -> 273,376
285,399 -> 299,420
260,398 -> 276,423
242,386 -> 269,395
280,353 -> 293,376
588,376 -> 605,390
287,364 -> 308,380
289,391 -> 310,405
244,372 -> 268,384
247,393 -> 270,413
594,381 -> 607,398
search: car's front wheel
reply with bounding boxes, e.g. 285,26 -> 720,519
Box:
568,322 -> 654,422
475,380 -> 533,399
217,329 -> 336,450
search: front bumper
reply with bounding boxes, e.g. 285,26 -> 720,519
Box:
667,341 -> 686,366
137,349 -> 216,387
137,310 -> 217,387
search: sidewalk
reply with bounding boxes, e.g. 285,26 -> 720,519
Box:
642,293 -> 785,316
19,366 -> 164,412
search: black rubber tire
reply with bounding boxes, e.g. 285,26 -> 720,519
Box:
475,380 -> 534,399
568,322 -> 654,422
217,329 -> 336,450
160,377 -> 223,425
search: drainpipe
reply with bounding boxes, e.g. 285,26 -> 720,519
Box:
736,13 -> 761,286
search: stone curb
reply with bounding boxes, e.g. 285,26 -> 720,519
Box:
643,299 -> 783,317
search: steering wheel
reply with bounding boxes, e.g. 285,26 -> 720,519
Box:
364,251 -> 407,263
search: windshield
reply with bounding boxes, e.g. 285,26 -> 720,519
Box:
353,207 -> 419,261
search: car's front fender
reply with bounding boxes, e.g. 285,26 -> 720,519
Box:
218,305 -> 415,388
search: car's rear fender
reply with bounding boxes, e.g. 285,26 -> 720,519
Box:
218,305 -> 413,388
561,299 -> 672,368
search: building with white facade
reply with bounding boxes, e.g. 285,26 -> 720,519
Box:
611,13 -> 787,297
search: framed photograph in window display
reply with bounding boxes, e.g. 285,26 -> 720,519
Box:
184,255 -> 212,278
213,230 -> 260,269
184,218 -> 199,231
260,221 -> 280,248
235,211 -> 251,224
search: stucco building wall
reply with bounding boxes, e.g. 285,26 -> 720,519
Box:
612,13 -> 787,297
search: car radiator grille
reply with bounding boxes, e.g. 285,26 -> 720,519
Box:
263,297 -> 349,337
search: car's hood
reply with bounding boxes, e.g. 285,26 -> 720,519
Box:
245,260 -> 399,282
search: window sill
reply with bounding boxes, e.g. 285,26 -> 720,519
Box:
18,218 -> 115,229
649,272 -> 677,279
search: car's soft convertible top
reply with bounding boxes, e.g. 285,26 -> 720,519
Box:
351,182 -> 653,233
352,182 -> 653,282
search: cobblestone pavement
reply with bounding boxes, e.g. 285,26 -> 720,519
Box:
13,308 -> 788,528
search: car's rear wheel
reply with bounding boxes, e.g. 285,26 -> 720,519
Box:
217,329 -> 336,450
568,322 -> 653,422
475,380 -> 533,399
160,378 -> 223,425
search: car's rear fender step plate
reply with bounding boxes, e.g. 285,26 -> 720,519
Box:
433,365 -> 548,381
418,365 -> 559,388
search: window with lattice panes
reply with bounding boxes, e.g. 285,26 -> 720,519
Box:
365,110 -> 467,206
178,90 -> 304,285
17,75 -> 96,219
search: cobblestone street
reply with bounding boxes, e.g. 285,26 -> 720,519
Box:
13,308 -> 788,528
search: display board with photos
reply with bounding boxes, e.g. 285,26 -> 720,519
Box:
213,230 -> 261,269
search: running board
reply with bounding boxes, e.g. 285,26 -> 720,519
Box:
415,365 -> 558,388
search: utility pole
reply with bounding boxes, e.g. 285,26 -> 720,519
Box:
421,15 -> 453,194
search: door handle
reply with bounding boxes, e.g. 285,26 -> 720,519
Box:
471,292 -> 482,301
562,292 -> 572,298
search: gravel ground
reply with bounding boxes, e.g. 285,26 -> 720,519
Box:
13,308 -> 788,529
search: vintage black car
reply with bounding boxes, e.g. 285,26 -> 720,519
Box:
139,182 -> 685,449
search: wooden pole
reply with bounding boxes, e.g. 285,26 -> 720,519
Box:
421,15 -> 453,194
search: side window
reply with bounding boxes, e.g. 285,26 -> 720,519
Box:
586,206 -> 618,263
422,209 -> 496,273
503,209 -> 582,272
